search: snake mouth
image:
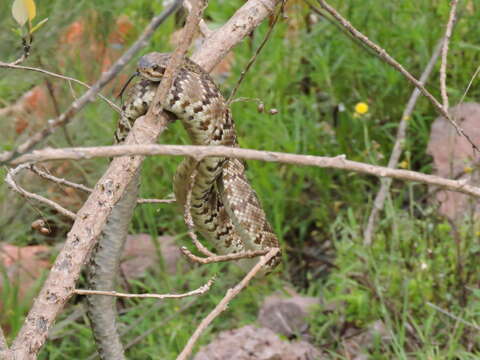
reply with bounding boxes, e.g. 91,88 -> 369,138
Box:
138,71 -> 164,82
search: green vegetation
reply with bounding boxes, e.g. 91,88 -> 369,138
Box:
1,0 -> 480,358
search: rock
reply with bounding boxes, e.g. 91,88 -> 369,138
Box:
0,243 -> 51,303
193,325 -> 324,360
258,295 -> 319,338
121,234 -> 181,278
340,321 -> 391,359
426,102 -> 480,220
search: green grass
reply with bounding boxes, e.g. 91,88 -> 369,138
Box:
1,0 -> 480,358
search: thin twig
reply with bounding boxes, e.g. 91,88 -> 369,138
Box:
227,0 -> 286,104
313,0 -> 478,151
440,0 -> 459,110
11,144 -> 480,198
181,246 -> 269,264
363,38 -> 444,245
5,164 -> 76,220
0,0 -> 183,165
75,278 -> 214,299
177,248 -> 280,360
427,302 -> 480,331
30,165 -> 174,205
0,62 -> 121,113
459,64 -> 480,104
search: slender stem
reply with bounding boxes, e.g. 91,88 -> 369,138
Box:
177,248 -> 280,360
440,0 -> 459,110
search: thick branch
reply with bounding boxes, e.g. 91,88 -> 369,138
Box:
440,0 -> 458,110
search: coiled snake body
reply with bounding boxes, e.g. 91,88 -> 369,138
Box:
117,52 -> 280,269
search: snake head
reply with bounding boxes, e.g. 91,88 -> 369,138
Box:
137,52 -> 171,81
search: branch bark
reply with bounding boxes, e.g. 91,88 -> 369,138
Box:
10,144 -> 480,199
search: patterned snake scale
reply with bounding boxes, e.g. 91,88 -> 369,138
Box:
116,52 -> 280,269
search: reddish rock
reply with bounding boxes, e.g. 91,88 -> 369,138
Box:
427,103 -> 480,220
193,325 -> 324,360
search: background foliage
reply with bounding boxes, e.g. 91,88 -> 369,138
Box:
1,0 -> 480,358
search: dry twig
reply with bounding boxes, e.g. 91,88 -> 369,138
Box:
440,0 -> 459,110
181,246 -> 269,264
0,62 -> 120,113
177,248 -> 280,360
11,144 -> 480,198
313,0 -> 478,151
75,278 -> 214,299
30,165 -> 174,205
6,163 -> 76,220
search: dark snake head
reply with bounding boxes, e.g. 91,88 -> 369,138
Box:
137,52 -> 171,81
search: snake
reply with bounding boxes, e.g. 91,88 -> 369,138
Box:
116,52 -> 280,269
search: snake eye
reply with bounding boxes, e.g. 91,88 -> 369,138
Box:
152,65 -> 160,72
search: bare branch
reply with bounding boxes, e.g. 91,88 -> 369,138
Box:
75,278 -> 214,299
5,164 -> 77,220
11,144 -> 480,198
440,0 -> 459,110
181,246 -> 269,264
313,0 -> 478,151
0,0 -> 183,165
0,62 -> 121,113
177,248 -> 280,360
30,165 -> 175,205
363,39 -> 444,245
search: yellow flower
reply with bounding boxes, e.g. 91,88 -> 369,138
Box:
464,166 -> 473,174
399,160 -> 409,169
354,102 -> 369,115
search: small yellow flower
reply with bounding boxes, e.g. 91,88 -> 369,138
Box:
354,102 -> 369,115
399,160 -> 409,169
464,166 -> 473,174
